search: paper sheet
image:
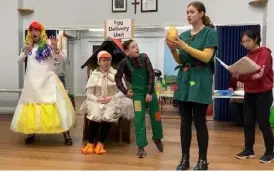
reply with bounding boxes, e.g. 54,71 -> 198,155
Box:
215,57 -> 229,69
215,56 -> 260,74
233,90 -> 244,96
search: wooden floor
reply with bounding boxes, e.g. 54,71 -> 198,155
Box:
0,104 -> 273,170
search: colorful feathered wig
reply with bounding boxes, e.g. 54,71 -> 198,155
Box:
25,21 -> 52,62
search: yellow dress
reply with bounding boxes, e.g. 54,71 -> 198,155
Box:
10,45 -> 76,134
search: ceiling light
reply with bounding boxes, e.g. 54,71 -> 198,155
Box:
89,28 -> 104,32
164,26 -> 192,30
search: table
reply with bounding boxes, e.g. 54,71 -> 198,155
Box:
157,93 -> 174,114
156,89 -> 245,116
212,95 -> 244,99
212,95 -> 244,119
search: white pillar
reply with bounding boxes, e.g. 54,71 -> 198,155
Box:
265,0 -> 274,105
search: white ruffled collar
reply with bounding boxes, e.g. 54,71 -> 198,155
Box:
86,67 -> 116,88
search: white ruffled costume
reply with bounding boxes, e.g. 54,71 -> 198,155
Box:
80,66 -> 134,122
11,43 -> 76,134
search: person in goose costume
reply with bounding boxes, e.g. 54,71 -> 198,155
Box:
10,21 -> 76,146
80,50 -> 134,155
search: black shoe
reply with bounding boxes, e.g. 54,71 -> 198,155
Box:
136,147 -> 146,158
193,160 -> 208,170
64,138 -> 73,146
153,139 -> 164,152
25,134 -> 35,144
259,153 -> 273,163
235,149 -> 255,159
176,155 -> 190,170
63,131 -> 73,146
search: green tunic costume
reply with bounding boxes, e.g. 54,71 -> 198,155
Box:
173,27 -> 218,104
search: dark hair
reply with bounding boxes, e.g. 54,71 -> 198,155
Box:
188,1 -> 214,28
241,30 -> 261,45
122,39 -> 134,51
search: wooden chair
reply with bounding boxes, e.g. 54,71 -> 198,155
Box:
82,66 -> 134,143
82,115 -> 134,144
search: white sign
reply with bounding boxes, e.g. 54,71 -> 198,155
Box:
104,19 -> 134,39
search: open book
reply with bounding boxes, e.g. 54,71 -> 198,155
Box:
215,56 -> 260,74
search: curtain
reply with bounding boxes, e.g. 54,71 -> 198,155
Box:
214,25 -> 261,121
24,30 -> 58,71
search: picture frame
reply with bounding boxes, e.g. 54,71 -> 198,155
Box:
141,0 -> 158,12
112,0 -> 127,12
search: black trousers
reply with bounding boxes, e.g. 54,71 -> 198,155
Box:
243,90 -> 274,154
229,102 -> 244,126
88,121 -> 111,144
178,101 -> 209,159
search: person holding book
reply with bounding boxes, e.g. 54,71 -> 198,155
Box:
166,1 -> 218,170
231,30 -> 274,163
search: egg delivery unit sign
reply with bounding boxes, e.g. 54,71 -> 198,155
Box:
104,19 -> 134,39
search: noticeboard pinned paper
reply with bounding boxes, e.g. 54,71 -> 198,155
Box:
215,56 -> 260,74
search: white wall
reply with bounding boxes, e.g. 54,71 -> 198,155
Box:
70,37 -> 91,96
20,0 -> 268,96
266,2 -> 274,51
69,31 -> 165,95
22,0 -> 264,29
0,0 -> 270,110
265,1 -> 274,105
0,0 -> 21,113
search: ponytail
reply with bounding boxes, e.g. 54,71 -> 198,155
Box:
202,15 -> 214,28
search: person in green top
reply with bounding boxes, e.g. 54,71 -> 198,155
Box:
115,40 -> 164,158
166,1 -> 218,170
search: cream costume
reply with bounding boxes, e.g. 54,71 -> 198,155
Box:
80,50 -> 133,155
11,43 -> 76,134
80,67 -> 134,122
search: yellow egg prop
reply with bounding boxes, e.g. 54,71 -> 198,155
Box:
166,26 -> 178,41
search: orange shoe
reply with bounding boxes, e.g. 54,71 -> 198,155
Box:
94,142 -> 106,155
81,143 -> 94,154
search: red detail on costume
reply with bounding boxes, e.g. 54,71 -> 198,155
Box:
98,51 -> 112,59
113,39 -> 123,50
155,112 -> 161,121
206,104 -> 213,116
172,84 -> 178,91
183,67 -> 189,72
100,53 -> 111,58
29,21 -> 43,31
